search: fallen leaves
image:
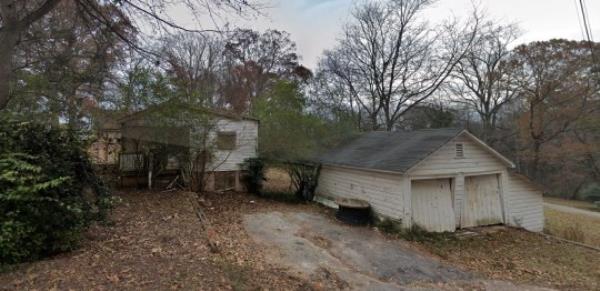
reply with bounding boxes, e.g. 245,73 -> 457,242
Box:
416,228 -> 600,290
0,190 -> 309,290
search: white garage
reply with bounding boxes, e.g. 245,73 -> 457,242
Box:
411,179 -> 455,232
462,174 -> 504,228
315,128 -> 544,232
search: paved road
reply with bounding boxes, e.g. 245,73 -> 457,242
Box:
244,211 -> 552,291
544,202 -> 600,219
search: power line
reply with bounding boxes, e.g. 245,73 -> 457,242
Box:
581,0 -> 594,41
578,0 -> 594,44
577,0 -> 599,78
574,0 -> 587,40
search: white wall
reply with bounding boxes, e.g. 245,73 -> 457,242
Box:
411,179 -> 455,232
505,173 -> 544,232
409,134 -> 507,177
409,133 -> 508,228
210,118 -> 259,172
316,166 -> 411,227
316,132 -> 544,232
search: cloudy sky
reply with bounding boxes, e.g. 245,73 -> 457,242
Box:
215,0 -> 600,69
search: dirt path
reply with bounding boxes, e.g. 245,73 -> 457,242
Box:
243,211 -> 553,291
544,202 -> 600,219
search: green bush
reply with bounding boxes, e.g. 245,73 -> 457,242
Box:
0,120 -> 112,264
376,219 -> 403,235
240,158 -> 266,194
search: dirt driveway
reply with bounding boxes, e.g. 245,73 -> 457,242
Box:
244,211 -> 552,290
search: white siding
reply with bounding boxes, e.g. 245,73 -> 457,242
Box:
210,118 -> 259,172
409,134 -> 506,177
411,179 -> 455,232
453,174 -> 465,227
409,134 -> 508,228
316,131 -> 544,233
505,174 -> 544,232
462,174 -> 503,227
316,166 -> 411,226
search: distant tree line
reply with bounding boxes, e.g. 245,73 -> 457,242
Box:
1,0 -> 599,200
312,0 -> 600,199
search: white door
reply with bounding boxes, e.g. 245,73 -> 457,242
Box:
462,174 -> 503,228
411,179 -> 455,232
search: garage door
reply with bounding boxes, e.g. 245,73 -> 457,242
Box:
462,174 -> 503,228
411,179 -> 455,232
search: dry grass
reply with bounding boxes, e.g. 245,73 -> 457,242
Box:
544,197 -> 599,212
544,206 -> 600,247
415,228 -> 600,290
263,167 -> 292,193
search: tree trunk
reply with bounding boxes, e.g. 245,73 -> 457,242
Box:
530,140 -> 542,180
570,181 -> 585,200
0,25 -> 20,110
370,113 -> 379,131
386,117 -> 395,131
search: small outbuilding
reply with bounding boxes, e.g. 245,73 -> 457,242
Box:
315,128 -> 544,232
88,102 -> 259,191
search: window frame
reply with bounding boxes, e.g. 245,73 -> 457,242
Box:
216,131 -> 237,151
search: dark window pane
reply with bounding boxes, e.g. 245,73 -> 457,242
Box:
217,132 -> 236,150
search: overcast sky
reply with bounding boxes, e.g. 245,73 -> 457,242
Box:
205,0 -> 600,69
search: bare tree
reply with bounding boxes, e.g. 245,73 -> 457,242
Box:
309,70 -> 363,129
0,0 -> 263,110
449,21 -> 520,145
318,0 -> 479,130
162,32 -> 224,107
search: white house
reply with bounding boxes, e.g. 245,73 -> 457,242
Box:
90,102 -> 259,191
315,128 -> 544,232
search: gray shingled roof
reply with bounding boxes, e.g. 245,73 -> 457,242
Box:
317,128 -> 464,173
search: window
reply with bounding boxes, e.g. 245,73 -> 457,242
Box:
456,143 -> 464,158
216,131 -> 236,150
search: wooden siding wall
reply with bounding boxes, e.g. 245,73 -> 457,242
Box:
505,174 -> 544,232
209,118 -> 259,172
409,134 -> 508,227
411,179 -> 455,232
316,132 -> 543,232
122,113 -> 258,173
462,174 -> 504,227
316,166 -> 411,227
409,134 -> 506,177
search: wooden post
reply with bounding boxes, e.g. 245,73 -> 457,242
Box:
401,176 -> 412,229
455,173 -> 465,228
234,171 -> 242,192
148,153 -> 153,190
